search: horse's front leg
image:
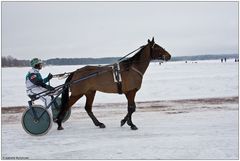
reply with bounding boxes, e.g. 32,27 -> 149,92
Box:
85,91 -> 105,128
121,90 -> 138,130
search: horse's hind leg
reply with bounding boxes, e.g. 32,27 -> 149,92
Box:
85,91 -> 105,128
57,94 -> 83,130
121,90 -> 138,130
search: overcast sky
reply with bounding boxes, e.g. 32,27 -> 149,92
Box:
2,1 -> 238,60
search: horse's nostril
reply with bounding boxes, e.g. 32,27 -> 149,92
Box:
163,55 -> 171,61
168,55 -> 171,60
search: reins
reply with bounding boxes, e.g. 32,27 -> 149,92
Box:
119,43 -> 156,64
51,45 -> 145,80
32,44 -> 152,98
31,69 -> 112,99
118,45 -> 145,62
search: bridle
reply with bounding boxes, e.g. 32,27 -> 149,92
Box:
118,42 -> 167,65
150,42 -> 155,60
150,42 -> 166,60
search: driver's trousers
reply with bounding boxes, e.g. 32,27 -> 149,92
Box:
26,86 -> 53,116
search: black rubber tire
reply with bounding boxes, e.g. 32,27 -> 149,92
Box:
22,105 -> 52,136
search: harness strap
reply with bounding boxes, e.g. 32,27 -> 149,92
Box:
112,63 -> 123,94
118,45 -> 145,62
117,82 -> 123,94
131,66 -> 143,78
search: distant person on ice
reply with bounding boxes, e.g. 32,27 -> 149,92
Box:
25,58 -> 55,115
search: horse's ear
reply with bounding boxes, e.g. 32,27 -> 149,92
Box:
148,39 -> 151,43
152,37 -> 155,42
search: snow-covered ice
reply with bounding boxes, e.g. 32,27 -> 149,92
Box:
2,98 -> 238,159
1,60 -> 238,107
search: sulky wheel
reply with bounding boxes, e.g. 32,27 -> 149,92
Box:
21,105 -> 52,136
51,97 -> 71,123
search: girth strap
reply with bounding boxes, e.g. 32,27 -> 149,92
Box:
112,63 -> 123,94
112,64 -> 143,94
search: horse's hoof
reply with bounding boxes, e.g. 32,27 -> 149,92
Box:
99,123 -> 106,128
121,119 -> 126,126
53,118 -> 58,123
57,126 -> 64,130
131,125 -> 138,130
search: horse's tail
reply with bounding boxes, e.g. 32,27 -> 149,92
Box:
61,72 -> 74,111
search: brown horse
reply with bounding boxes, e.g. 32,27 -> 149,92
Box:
56,38 -> 171,130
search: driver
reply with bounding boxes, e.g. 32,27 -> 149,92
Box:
25,58 -> 55,116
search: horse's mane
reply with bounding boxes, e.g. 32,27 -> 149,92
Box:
120,46 -> 146,66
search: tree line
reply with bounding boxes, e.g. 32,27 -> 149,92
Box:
2,56 -> 30,67
1,54 -> 238,67
1,56 -> 119,67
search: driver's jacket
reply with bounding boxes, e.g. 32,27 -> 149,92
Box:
25,68 -> 50,95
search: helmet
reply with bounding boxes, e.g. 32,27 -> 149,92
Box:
30,58 -> 42,67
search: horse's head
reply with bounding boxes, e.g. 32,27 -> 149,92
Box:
148,38 -> 171,61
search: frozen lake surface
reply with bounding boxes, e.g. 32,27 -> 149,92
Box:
1,60 -> 238,107
2,97 -> 238,159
